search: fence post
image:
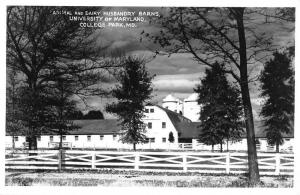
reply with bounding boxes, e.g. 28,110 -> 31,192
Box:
275,153 -> 280,175
92,152 -> 96,169
226,152 -> 230,174
134,153 -> 139,170
182,154 -> 187,172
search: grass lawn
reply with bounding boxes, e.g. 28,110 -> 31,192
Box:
5,169 -> 293,187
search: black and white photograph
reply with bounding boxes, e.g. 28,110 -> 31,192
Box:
2,1 -> 297,192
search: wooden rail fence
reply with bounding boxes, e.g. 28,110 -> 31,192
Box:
5,150 -> 294,175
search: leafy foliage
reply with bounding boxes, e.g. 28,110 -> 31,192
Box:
83,110 -> 104,120
168,132 -> 175,143
6,68 -> 27,144
195,62 -> 243,151
106,56 -> 154,150
66,110 -> 104,120
66,110 -> 84,120
6,6 -> 116,149
260,51 -> 294,152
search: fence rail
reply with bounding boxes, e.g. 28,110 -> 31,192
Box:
5,150 -> 294,175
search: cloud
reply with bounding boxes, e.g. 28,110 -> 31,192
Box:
144,53 -> 209,75
152,73 -> 204,94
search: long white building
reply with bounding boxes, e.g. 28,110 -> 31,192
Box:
5,103 -> 294,152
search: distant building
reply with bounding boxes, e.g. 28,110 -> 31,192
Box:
162,93 -> 201,122
183,93 -> 201,122
162,94 -> 183,115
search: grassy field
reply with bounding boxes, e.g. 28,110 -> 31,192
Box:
5,169 -> 293,187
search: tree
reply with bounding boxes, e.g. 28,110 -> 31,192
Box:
195,63 -> 244,152
7,6 -> 115,149
146,7 -> 294,184
47,75 -> 80,150
106,56 -> 154,150
66,110 -> 84,120
84,110 -> 104,120
168,132 -> 175,143
260,51 -> 294,153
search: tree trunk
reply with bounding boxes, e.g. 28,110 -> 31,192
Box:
28,136 -> 37,150
133,143 -> 136,151
234,8 -> 260,184
227,139 -> 229,152
12,136 -> 15,150
59,131 -> 63,150
220,142 -> 223,152
212,144 -> 214,152
276,142 -> 280,153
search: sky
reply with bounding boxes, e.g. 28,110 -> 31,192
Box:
72,7 -> 295,120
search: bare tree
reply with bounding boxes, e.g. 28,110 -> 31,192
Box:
145,7 -> 294,184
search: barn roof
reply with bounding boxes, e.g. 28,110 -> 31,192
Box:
177,120 -> 294,139
69,119 -> 120,135
177,122 -> 201,138
155,105 -> 192,133
6,119 -> 121,136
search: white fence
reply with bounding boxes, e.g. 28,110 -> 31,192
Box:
5,150 -> 294,175
177,143 -> 293,153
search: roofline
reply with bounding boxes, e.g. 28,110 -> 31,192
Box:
162,100 -> 181,103
7,132 -> 121,136
155,105 -> 191,122
180,135 -> 294,139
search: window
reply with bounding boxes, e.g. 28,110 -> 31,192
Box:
145,138 -> 155,143
150,108 -> 154,113
75,136 -> 79,141
145,109 -> 149,113
162,138 -> 166,143
113,134 -> 117,141
162,122 -> 166,128
148,122 -> 152,129
62,136 -> 66,141
255,139 -> 260,144
37,136 -> 41,141
50,136 -> 53,142
87,135 -> 91,141
14,136 -> 18,142
100,135 -> 104,140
